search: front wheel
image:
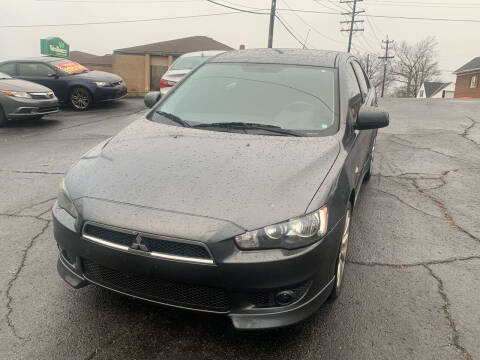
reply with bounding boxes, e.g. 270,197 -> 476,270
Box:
70,87 -> 92,110
330,203 -> 352,299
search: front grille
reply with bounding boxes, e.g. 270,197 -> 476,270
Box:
82,223 -> 212,262
83,259 -> 230,312
29,92 -> 54,99
111,80 -> 123,86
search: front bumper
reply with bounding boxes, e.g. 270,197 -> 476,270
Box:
53,203 -> 343,330
92,84 -> 127,102
2,96 -> 59,119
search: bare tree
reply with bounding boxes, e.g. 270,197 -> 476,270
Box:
355,52 -> 392,92
390,37 -> 441,97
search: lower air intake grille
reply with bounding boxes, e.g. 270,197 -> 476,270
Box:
82,259 -> 230,312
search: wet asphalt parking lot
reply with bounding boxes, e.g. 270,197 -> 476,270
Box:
0,98 -> 479,360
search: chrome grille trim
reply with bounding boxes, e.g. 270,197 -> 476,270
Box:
81,222 -> 215,265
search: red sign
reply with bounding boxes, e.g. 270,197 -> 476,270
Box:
55,61 -> 88,74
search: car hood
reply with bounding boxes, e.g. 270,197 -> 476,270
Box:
67,119 -> 339,232
0,78 -> 52,92
72,70 -> 122,83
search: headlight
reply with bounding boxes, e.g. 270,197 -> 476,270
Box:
93,81 -> 109,87
57,179 -> 78,218
235,207 -> 328,250
0,90 -> 32,98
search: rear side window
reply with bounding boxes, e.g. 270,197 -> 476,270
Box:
0,63 -> 16,76
346,63 -> 361,100
351,61 -> 369,100
18,63 -> 54,77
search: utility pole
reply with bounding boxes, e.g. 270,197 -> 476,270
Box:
378,35 -> 394,97
340,0 -> 364,52
267,0 -> 277,48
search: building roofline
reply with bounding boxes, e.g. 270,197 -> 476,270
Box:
454,67 -> 480,75
113,50 -> 186,56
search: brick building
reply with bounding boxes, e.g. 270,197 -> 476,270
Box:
453,57 -> 480,98
69,36 -> 232,96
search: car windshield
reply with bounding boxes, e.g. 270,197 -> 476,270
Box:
51,60 -> 89,75
0,71 -> 11,79
170,56 -> 215,71
149,62 -> 337,136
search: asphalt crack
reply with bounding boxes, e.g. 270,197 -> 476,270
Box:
409,177 -> 480,244
4,217 -> 51,340
0,169 -> 64,175
389,135 -> 461,160
12,196 -> 57,216
370,186 -> 443,219
460,116 -> 479,146
347,255 -> 480,268
373,170 -> 480,244
424,265 -> 473,360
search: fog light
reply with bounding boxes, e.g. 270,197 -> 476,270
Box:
275,290 -> 295,306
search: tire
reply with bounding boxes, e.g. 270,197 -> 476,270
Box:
330,202 -> 352,299
70,87 -> 92,110
0,106 -> 7,127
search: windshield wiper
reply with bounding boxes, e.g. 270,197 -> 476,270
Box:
193,122 -> 301,137
155,111 -> 192,127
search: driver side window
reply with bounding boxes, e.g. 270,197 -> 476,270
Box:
18,63 -> 54,77
346,62 -> 362,118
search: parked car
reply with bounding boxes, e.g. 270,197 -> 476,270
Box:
53,49 -> 388,330
160,50 -> 225,95
0,57 -> 127,110
0,71 -> 59,126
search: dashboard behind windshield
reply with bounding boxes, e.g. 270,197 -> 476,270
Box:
149,62 -> 338,135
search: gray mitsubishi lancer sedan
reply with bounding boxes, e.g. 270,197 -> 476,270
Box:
53,49 -> 389,330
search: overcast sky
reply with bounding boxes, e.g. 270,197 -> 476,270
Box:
1,0 -> 479,82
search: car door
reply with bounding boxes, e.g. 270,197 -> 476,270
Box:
343,60 -> 370,197
16,62 -> 63,96
350,59 -> 376,180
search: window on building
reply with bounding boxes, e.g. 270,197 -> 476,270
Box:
470,75 -> 478,88
419,90 -> 424,97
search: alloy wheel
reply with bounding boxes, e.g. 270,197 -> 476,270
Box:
71,88 -> 90,110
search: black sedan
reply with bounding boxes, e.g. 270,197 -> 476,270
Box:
0,57 -> 127,110
52,49 -> 388,330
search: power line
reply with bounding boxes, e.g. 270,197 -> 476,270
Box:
280,9 -> 480,23
364,15 -> 381,43
206,0 -> 268,14
360,0 -> 480,9
275,14 -> 306,47
0,11 -> 247,28
4,6 -> 480,28
281,0 -> 344,44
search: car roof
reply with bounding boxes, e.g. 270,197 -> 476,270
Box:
178,50 -> 226,58
0,56 -> 67,64
210,48 -> 346,68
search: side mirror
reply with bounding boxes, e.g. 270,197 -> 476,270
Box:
144,91 -> 161,108
355,110 -> 389,130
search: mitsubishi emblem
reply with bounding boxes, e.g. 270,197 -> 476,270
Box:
130,234 -> 149,252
